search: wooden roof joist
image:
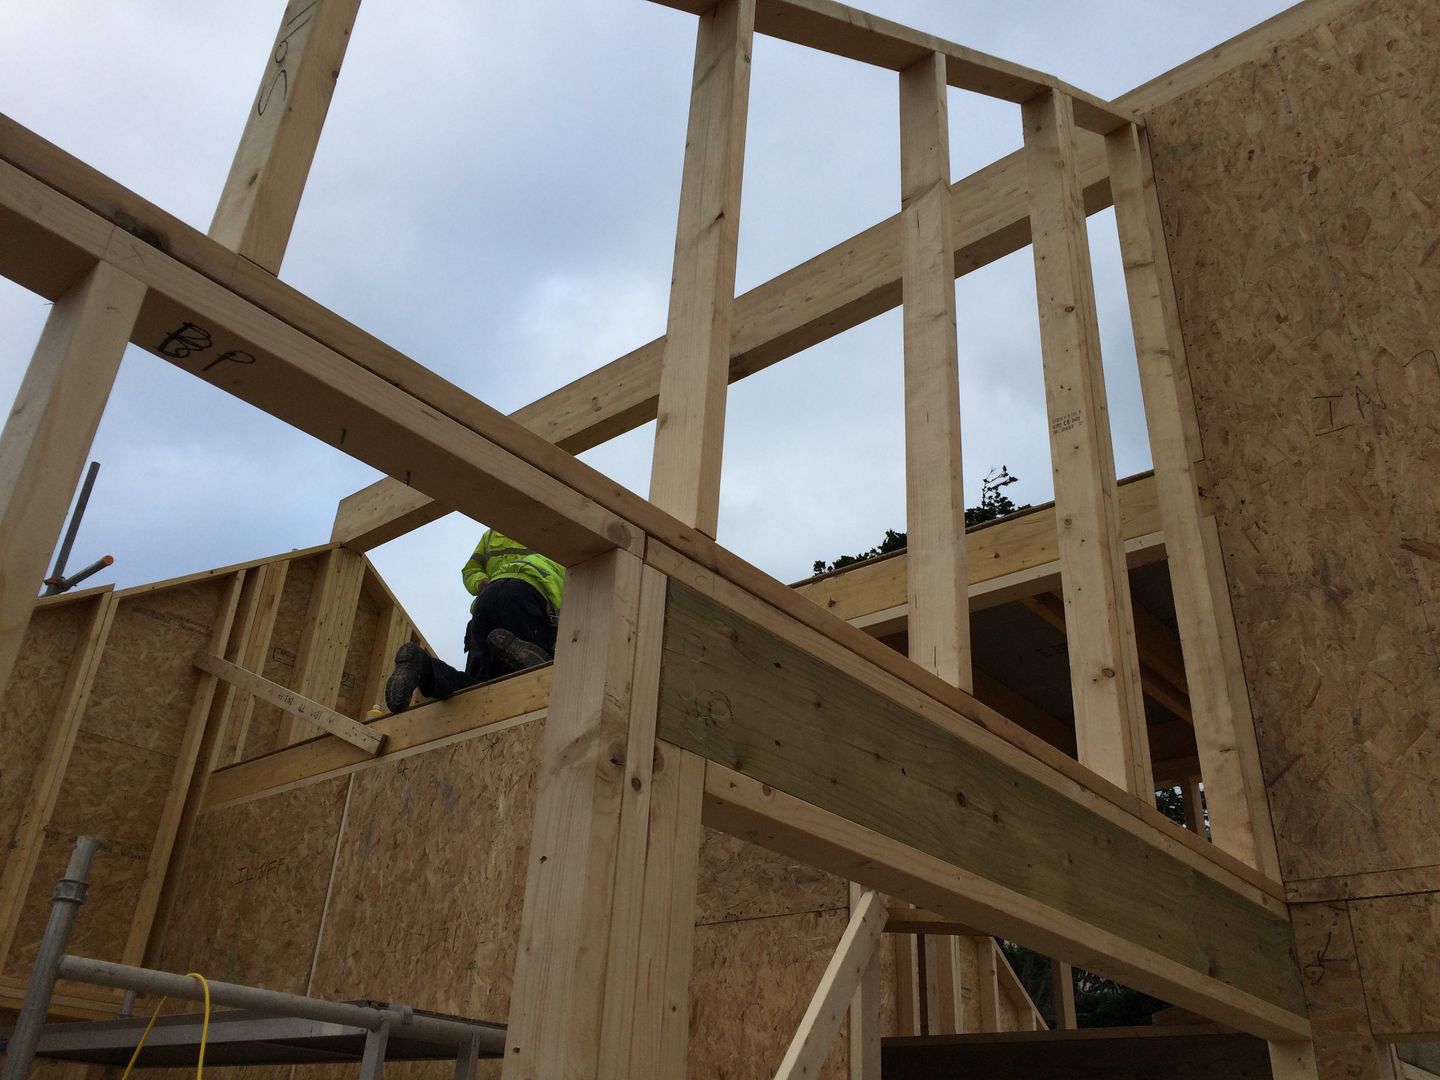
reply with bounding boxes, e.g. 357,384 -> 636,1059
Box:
649,0 -> 1135,133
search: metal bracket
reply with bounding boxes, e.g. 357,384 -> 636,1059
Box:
52,878 -> 89,904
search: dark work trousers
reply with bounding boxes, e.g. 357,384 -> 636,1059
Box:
420,578 -> 557,698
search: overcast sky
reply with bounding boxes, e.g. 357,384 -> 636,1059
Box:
0,0 -> 1293,665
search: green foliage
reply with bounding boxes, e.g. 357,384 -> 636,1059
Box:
811,468 -> 1027,575
999,941 -> 1169,1029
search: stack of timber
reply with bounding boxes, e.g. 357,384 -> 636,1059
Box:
1142,0 -> 1440,1074
0,542 -> 420,1022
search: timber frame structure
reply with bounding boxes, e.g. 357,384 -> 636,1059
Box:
2,1 -> 1437,1078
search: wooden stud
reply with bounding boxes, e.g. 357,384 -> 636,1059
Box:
0,590 -> 117,967
893,926 -> 922,1036
1022,591 -> 1192,723
774,887 -> 888,1080
1052,959 -> 1078,1030
899,49 -> 969,692
597,569 -> 704,1080
503,550 -> 696,1080
648,0 -> 755,536
0,261 -> 143,696
975,936 -> 1002,1031
210,0 -> 363,273
1022,89 -> 1152,796
122,572 -> 246,965
1181,776 -> 1206,837
898,49 -> 969,1037
196,651 -> 385,755
281,545 -> 365,744
219,557 -> 290,763
1105,120 -> 1280,875
848,882 -> 883,1080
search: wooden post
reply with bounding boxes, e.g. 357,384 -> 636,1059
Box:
1051,959 -> 1078,1030
898,49 -> 970,1039
848,883 -> 883,1080
1022,89 -> 1153,796
502,552 -> 695,1079
219,558 -> 289,763
210,0 -> 364,273
1105,121 -> 1280,876
648,0 -> 755,537
281,545 -> 365,746
0,262 -> 144,697
974,936 -> 1002,1031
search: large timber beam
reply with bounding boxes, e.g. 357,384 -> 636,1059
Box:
648,0 -> 1133,133
670,561 -> 1307,1040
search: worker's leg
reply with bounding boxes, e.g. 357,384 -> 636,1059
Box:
468,579 -> 557,674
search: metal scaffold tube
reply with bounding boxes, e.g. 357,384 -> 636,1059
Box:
2,835 -> 99,1080
52,956 -> 504,1053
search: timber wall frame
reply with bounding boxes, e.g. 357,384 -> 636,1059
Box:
0,0 -> 1328,1074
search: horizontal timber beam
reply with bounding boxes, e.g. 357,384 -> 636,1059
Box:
648,0 -> 1134,133
797,471 -> 1162,630
701,761 -> 1305,1041
202,665 -> 551,810
0,151 -> 637,567
662,578 -> 1306,1041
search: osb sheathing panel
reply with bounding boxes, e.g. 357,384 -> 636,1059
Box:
244,553 -> 319,758
334,583 -> 380,720
164,714 -> 884,1078
692,909 -> 851,1079
152,776 -> 349,993
0,599 -> 93,849
6,580 -> 229,978
1147,0 -> 1440,883
1351,892 -> 1440,1037
1290,902 -> 1395,1080
307,727 -> 536,1021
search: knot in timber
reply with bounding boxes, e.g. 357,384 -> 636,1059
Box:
697,690 -> 733,729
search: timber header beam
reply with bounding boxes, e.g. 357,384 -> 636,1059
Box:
648,0 -> 1134,133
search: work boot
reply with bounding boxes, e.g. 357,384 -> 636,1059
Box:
486,629 -> 552,674
385,642 -> 427,714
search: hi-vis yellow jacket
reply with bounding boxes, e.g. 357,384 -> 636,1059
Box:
460,530 -> 564,612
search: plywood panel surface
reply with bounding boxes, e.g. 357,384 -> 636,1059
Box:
691,909 -> 850,1079
0,600 -> 91,848
1351,892 -> 1440,1038
153,776 -> 349,993
307,723 -> 540,1021
1147,0 -> 1440,882
82,580 -> 226,755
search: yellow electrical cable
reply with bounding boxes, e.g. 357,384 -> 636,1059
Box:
119,972 -> 212,1080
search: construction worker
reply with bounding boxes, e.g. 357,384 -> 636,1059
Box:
385,528 -> 564,712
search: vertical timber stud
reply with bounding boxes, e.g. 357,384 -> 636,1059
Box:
898,50 -> 968,1040
210,0 -> 363,273
503,549 -> 647,1079
0,262 -> 144,696
1269,1040 -> 1323,1080
1022,89 -> 1153,796
1105,123 -> 1281,878
648,0 -> 755,537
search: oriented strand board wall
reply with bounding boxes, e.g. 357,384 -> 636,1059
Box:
157,712 -> 979,1079
5,578 -> 230,981
1147,0 -> 1440,1069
